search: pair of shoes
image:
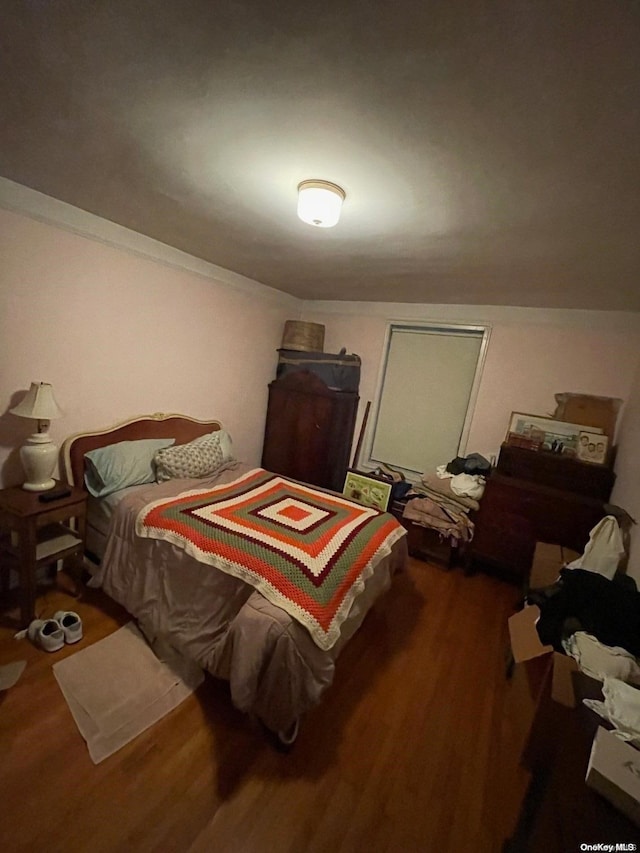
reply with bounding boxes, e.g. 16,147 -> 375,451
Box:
27,611 -> 83,652
54,610 -> 83,644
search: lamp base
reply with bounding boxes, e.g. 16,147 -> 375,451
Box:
20,433 -> 58,492
22,479 -> 56,492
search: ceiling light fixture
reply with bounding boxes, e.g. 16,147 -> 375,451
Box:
297,180 -> 345,228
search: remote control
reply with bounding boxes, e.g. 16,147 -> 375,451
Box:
38,488 -> 72,503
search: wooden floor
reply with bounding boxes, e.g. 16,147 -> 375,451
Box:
0,559 -> 538,853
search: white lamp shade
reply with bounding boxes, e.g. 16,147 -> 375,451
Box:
10,382 -> 63,421
297,180 -> 345,228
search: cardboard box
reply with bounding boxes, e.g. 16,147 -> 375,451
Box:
530,541 -> 581,589
508,540 -> 584,708
508,604 -> 578,707
553,392 -> 622,442
586,727 -> 640,827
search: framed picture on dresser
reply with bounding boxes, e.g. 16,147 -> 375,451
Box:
506,412 -> 603,456
577,431 -> 609,465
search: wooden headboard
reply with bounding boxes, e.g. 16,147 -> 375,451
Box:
61,412 -> 223,489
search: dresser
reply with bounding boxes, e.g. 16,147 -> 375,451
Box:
469,444 -> 614,584
261,370 -> 359,492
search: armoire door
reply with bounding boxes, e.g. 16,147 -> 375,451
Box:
261,371 -> 358,491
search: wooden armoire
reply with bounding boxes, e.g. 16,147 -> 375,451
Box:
261,370 -> 359,491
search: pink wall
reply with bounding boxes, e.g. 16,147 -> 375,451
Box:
0,208 -> 294,487
304,304 -> 640,581
305,305 -> 640,464
467,324 -> 639,453
610,366 -> 640,582
4,200 -> 640,581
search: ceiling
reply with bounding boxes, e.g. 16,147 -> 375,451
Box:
1,1 -> 639,310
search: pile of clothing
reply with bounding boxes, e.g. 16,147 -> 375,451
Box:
398,453 -> 490,547
528,514 -> 640,743
531,567 -> 640,660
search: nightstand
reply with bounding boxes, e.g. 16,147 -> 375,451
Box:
389,501 -> 467,569
0,481 -> 87,627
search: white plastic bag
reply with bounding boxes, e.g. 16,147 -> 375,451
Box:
566,515 -> 625,580
563,632 -> 640,685
584,677 -> 640,746
450,473 -> 485,500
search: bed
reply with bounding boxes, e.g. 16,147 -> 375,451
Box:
62,413 -> 408,743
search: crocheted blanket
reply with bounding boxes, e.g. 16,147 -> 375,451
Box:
136,468 -> 405,650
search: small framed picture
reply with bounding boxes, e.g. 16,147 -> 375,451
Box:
505,411 -> 603,455
576,431 -> 609,465
343,469 -> 392,512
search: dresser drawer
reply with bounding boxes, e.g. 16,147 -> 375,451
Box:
471,508 -> 535,583
470,472 -> 606,582
497,443 -> 615,500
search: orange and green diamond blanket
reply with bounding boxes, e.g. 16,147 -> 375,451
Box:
135,468 -> 406,650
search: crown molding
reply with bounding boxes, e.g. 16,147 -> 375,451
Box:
302,299 -> 640,331
0,177 -> 299,309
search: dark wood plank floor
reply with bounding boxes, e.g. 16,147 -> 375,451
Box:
0,559 -> 537,853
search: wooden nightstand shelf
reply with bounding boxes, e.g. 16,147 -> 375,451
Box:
0,481 -> 87,627
389,501 -> 468,569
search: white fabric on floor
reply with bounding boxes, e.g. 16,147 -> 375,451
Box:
53,622 -> 203,763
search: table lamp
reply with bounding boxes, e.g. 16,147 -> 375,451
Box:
10,382 -> 63,491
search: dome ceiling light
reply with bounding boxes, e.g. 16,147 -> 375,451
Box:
297,180 -> 345,228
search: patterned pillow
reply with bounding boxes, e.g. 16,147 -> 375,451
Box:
154,430 -> 235,482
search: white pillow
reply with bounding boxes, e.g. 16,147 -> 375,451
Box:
154,430 -> 235,482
